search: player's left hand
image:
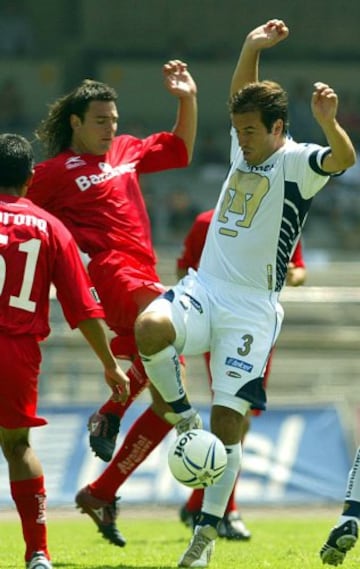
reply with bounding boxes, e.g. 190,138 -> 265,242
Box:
311,82 -> 338,125
104,364 -> 130,403
246,19 -> 289,50
163,59 -> 197,98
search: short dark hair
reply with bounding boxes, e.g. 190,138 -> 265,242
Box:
35,79 -> 118,158
229,80 -> 289,134
0,133 -> 34,188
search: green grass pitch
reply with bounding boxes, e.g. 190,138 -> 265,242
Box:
1,508 -> 359,568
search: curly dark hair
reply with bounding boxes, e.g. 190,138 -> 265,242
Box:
35,79 -> 118,158
229,80 -> 289,134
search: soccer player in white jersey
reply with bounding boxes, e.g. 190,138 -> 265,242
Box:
134,19 -> 356,568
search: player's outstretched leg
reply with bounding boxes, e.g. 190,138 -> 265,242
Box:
75,486 -> 126,547
320,520 -> 358,565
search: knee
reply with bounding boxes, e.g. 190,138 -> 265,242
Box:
0,430 -> 29,462
135,312 -> 175,355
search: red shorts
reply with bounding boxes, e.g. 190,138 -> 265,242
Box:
88,250 -> 165,358
0,335 -> 47,429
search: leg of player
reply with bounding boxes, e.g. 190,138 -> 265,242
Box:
88,348 -> 189,463
75,383 -> 175,546
180,409 -> 252,541
176,403 -> 245,568
134,288 -> 253,565
88,355 -> 150,462
320,446 -> 360,565
0,427 -> 52,569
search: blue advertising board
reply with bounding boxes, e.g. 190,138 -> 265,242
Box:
0,403 -> 351,506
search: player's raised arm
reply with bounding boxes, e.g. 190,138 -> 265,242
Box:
230,19 -> 289,97
164,59 -> 198,162
311,82 -> 356,173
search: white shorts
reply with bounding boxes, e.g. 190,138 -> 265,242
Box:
142,268 -> 284,414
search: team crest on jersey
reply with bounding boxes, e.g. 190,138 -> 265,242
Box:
65,156 -> 87,169
221,170 -> 270,235
225,357 -> 253,373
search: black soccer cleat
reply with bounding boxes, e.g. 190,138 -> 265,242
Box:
88,411 -> 121,462
320,520 -> 358,565
218,511 -> 252,540
179,505 -> 200,529
75,485 -> 126,547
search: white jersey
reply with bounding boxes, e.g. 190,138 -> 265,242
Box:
199,128 -> 332,292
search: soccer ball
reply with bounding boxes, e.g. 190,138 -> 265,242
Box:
168,429 -> 227,489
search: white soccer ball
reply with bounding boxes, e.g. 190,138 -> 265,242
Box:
168,429 -> 227,489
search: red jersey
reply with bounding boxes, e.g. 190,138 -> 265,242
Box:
28,133 -> 188,264
177,209 -> 306,272
177,209 -> 214,272
0,195 -> 104,339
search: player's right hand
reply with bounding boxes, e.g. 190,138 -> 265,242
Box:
104,364 -> 130,403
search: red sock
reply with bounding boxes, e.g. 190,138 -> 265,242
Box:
185,488 -> 204,512
99,357 -> 149,417
10,476 -> 50,562
225,485 -> 237,514
89,407 -> 172,501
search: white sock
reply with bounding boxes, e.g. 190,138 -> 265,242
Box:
345,446 -> 360,501
337,446 -> 360,526
140,345 -> 185,403
202,443 -> 242,518
338,515 -> 359,526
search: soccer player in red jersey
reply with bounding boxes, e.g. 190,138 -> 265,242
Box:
27,59 -> 198,545
176,209 -> 306,539
0,133 -> 130,569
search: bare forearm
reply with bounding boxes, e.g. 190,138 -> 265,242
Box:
231,20 -> 289,97
321,120 -> 356,172
173,95 -> 198,162
77,318 -> 117,370
230,46 -> 260,97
